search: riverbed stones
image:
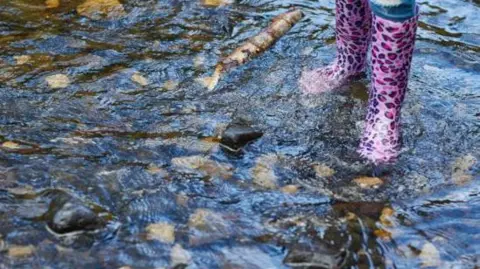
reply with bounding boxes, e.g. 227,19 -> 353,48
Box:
13,55 -> 31,65
313,163 -> 335,178
162,80 -> 179,91
1,141 -> 20,149
145,222 -> 175,243
45,74 -> 70,89
251,154 -> 278,189
284,244 -> 347,268
170,244 -> 192,267
353,176 -> 384,188
419,242 -> 441,267
281,184 -> 299,194
220,124 -> 263,151
188,209 -> 230,245
171,155 -> 233,180
45,0 -> 60,9
201,0 -> 234,7
7,245 -> 35,258
77,0 -> 126,20
452,154 -> 477,185
131,73 -> 149,86
48,197 -> 105,234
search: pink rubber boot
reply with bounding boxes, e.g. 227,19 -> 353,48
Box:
300,0 -> 372,94
358,9 -> 419,164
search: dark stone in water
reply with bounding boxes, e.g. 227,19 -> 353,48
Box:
47,196 -> 105,234
283,244 -> 347,269
220,125 -> 263,150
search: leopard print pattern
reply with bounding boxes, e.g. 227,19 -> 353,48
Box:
358,9 -> 419,164
300,0 -> 372,94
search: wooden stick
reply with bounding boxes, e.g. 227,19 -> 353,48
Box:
198,8 -> 304,90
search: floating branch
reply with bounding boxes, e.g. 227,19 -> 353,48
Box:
199,8 -> 304,90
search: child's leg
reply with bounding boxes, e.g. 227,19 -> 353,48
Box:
358,0 -> 418,164
299,0 -> 372,94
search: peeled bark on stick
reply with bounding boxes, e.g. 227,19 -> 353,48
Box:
199,8 -> 304,90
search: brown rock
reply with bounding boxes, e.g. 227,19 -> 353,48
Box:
2,141 -> 20,149
379,207 -> 395,227
281,185 -> 299,194
201,0 -> 234,7
77,0 -> 126,20
313,163 -> 335,177
13,55 -> 31,65
353,176 -> 384,188
171,155 -> 233,180
45,0 -> 60,8
251,154 -> 278,189
8,245 -> 35,258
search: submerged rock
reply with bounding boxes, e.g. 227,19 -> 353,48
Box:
45,74 -> 70,89
13,55 -> 31,65
313,163 -> 335,178
131,73 -> 149,86
1,141 -> 20,149
188,209 -> 231,245
201,0 -> 234,7
145,222 -> 175,243
171,155 -> 233,180
419,242 -> 441,267
452,154 -> 477,185
251,154 -> 278,189
7,245 -> 35,259
353,176 -> 384,189
47,196 -> 106,234
283,244 -> 347,269
45,0 -> 60,9
170,244 -> 192,267
77,0 -> 126,20
162,80 -> 179,91
220,125 -> 263,151
281,184 -> 299,194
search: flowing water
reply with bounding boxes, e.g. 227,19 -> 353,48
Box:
0,0 -> 479,268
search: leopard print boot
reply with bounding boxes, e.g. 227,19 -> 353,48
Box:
300,0 -> 372,94
358,7 -> 419,164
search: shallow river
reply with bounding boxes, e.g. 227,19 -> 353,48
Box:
0,0 -> 479,268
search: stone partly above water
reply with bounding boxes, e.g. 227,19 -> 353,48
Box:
47,195 -> 106,234
220,125 -> 263,151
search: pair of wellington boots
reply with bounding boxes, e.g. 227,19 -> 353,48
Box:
300,0 -> 419,164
